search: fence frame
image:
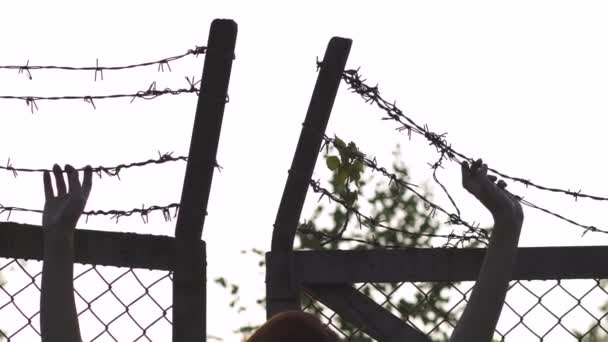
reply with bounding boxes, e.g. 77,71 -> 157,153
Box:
265,35 -> 608,342
267,36 -> 352,318
0,222 -> 177,270
172,18 -> 237,342
0,18 -> 237,342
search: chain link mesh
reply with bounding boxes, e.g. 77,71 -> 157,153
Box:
303,279 -> 608,341
0,257 -> 172,342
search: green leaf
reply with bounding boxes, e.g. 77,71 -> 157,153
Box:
334,136 -> 346,150
326,156 -> 341,171
214,277 -> 227,288
352,169 -> 361,182
353,159 -> 364,174
336,167 -> 349,185
347,142 -> 358,154
231,284 -> 239,295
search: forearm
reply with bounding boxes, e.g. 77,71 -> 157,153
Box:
41,232 -> 82,342
450,218 -> 522,342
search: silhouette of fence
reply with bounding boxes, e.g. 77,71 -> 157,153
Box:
0,18 -> 237,342
266,36 -> 608,341
2,20 -> 606,342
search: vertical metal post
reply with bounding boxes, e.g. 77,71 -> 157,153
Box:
267,37 -> 352,318
173,19 -> 237,342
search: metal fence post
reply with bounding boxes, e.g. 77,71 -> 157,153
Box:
173,19 -> 237,342
267,37 -> 351,318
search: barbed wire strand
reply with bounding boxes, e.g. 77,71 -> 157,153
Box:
340,67 -> 608,204
519,198 -> 608,236
0,45 -> 208,80
1,78 -> 203,113
0,152 -> 194,179
0,202 -> 181,224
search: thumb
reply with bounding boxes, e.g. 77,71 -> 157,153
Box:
461,161 -> 470,184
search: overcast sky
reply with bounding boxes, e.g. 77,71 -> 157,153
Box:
1,0 -> 608,340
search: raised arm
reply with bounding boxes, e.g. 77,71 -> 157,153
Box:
40,164 -> 92,342
449,159 -> 524,342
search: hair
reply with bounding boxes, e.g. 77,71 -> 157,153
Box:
247,311 -> 342,342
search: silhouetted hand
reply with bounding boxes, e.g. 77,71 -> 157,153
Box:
461,159 -> 523,224
43,164 -> 92,234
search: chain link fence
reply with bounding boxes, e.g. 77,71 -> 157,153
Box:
303,279 -> 608,341
0,257 -> 172,342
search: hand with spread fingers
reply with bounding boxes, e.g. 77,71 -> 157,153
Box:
43,164 -> 92,233
461,158 -> 523,224
41,164 -> 91,342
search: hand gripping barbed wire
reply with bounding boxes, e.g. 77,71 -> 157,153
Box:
335,67 -> 608,237
0,45 -> 208,80
339,66 -> 608,204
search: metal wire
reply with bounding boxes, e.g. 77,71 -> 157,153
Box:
303,279 -> 608,341
0,45 -> 208,81
0,258 -> 173,342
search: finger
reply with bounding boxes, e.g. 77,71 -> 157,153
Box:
43,171 -> 53,199
461,161 -> 470,181
65,164 -> 80,194
479,163 -> 488,176
52,164 -> 66,196
461,161 -> 470,173
471,159 -> 482,174
487,175 -> 498,182
82,166 -> 93,201
497,180 -> 507,189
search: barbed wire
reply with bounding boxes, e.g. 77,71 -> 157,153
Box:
302,135 -> 491,247
0,151 -> 195,179
0,202 -> 180,223
317,135 -> 608,245
0,45 -> 208,80
0,149 -> 224,223
297,223 -> 405,248
340,67 -> 608,204
1,78 -> 203,113
306,179 -> 489,248
519,198 -> 608,236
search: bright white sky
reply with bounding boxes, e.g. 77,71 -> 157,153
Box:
1,0 -> 608,340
